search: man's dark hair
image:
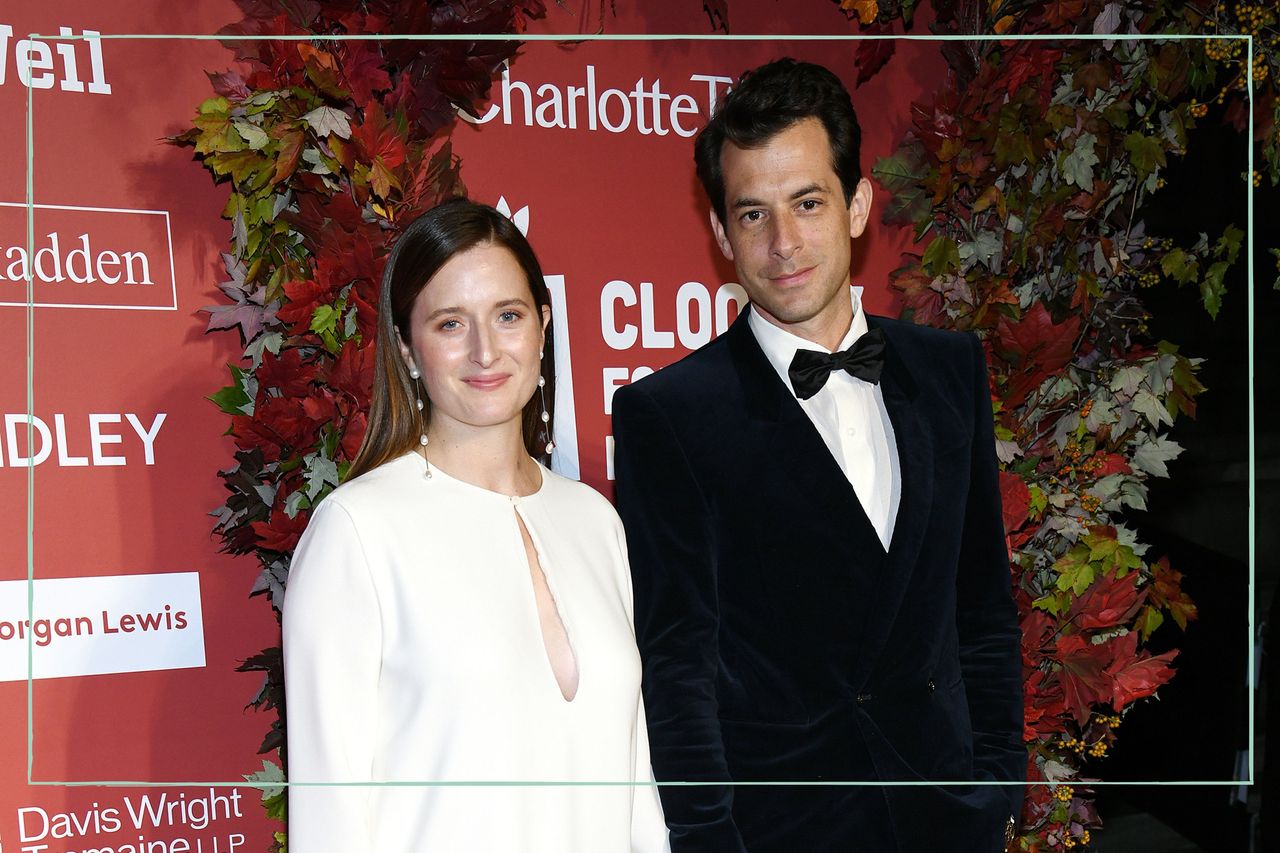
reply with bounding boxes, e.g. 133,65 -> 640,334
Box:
694,57 -> 862,224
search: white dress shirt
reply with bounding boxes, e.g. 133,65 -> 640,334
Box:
748,288 -> 902,550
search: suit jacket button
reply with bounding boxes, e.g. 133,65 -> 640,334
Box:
856,693 -> 871,704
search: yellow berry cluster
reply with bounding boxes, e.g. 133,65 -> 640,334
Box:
1054,784 -> 1075,802
1254,170 -> 1264,187
1079,494 -> 1102,514
1094,713 -> 1122,727
1088,740 -> 1109,757
1080,400 -> 1094,419
1205,37 -> 1244,62
1061,735 -> 1087,753
1079,455 -> 1105,476
1235,3 -> 1272,35
1255,58 -> 1271,83
1063,830 -> 1094,849
1137,269 -> 1161,287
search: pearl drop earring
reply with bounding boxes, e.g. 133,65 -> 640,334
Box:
409,364 -> 431,478
538,352 -> 553,455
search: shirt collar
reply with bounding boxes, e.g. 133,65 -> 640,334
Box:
748,287 -> 868,394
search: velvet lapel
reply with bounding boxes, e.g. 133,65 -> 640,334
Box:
724,310 -> 886,559
849,316 -> 935,683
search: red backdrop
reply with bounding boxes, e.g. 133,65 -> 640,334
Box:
0,3 -> 947,849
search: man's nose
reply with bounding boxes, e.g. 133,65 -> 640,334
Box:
769,213 -> 801,260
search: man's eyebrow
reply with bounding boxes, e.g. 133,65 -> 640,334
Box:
730,183 -> 831,210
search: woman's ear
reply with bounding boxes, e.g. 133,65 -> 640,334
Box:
395,329 -> 417,374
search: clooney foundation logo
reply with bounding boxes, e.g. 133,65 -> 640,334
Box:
0,203 -> 177,310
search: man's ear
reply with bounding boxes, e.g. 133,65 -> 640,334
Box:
848,177 -> 874,239
709,208 -> 735,262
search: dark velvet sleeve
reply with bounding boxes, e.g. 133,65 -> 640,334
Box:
956,332 -> 1027,822
612,383 -> 748,853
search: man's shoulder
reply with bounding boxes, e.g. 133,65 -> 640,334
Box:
869,313 -> 974,352
615,327 -> 739,409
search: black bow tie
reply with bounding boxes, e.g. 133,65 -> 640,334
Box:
787,328 -> 887,400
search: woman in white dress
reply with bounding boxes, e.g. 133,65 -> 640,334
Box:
283,198 -> 669,853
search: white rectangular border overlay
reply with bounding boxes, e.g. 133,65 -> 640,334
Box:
0,201 -> 178,311
0,572 -> 206,681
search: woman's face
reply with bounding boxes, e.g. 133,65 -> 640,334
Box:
397,242 -> 549,442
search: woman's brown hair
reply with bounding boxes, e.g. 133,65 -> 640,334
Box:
345,198 -> 556,481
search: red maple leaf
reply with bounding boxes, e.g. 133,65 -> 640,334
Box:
341,410 -> 369,462
352,102 -> 407,170
250,510 -> 309,553
1055,633 -> 1111,725
301,389 -> 339,426
995,302 -> 1080,368
339,41 -> 393,104
854,23 -> 897,88
1000,470 -> 1031,534
257,348 -> 318,398
1104,632 -> 1179,709
1093,452 -> 1132,477
1001,47 -> 1063,100
1069,573 -> 1147,630
276,278 -> 339,336
330,340 -> 375,401
1148,556 -> 1198,629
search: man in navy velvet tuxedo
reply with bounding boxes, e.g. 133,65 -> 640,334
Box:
612,59 -> 1025,852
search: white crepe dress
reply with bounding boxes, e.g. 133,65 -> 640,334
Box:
282,451 -> 670,853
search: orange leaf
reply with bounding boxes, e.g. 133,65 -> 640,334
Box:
993,14 -> 1016,33
841,0 -> 879,23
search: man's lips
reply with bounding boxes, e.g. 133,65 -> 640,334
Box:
768,265 -> 815,285
462,374 -> 511,390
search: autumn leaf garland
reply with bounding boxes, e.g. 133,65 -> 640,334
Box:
175,1 -> 546,846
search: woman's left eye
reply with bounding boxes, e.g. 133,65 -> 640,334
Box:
499,310 -> 522,323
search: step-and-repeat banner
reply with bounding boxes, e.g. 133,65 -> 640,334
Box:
5,1 -> 1160,849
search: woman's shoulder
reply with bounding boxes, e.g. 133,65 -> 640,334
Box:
320,452 -> 422,517
538,466 -> 621,521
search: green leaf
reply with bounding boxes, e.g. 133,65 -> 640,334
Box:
922,237 -> 961,275
1215,224 -> 1243,263
244,758 -> 285,800
302,105 -> 352,140
1201,260 -> 1229,318
872,143 -> 930,226
1060,132 -> 1100,191
1136,605 -> 1164,640
1131,435 -> 1183,477
1132,389 -> 1173,428
233,118 -> 270,151
209,383 -> 252,415
1056,561 -> 1096,596
1123,131 -> 1167,179
1159,248 -> 1198,285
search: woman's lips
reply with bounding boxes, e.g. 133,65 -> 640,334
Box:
462,374 -> 511,390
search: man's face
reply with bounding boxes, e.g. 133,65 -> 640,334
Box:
710,117 -> 872,348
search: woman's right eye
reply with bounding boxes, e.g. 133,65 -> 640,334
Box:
439,319 -> 460,331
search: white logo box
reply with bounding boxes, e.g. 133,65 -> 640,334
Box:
0,572 -> 205,681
